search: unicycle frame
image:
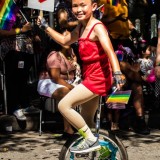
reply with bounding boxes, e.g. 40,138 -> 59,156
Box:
91,96 -> 103,159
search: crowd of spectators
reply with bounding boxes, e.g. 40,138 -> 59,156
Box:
0,0 -> 160,137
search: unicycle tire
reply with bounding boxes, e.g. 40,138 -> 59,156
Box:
59,129 -> 128,160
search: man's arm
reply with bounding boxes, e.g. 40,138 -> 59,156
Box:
0,22 -> 32,38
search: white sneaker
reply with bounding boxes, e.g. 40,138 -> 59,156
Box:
22,106 -> 40,114
70,138 -> 101,153
13,109 -> 27,121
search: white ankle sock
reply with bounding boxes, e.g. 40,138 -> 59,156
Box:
78,125 -> 97,142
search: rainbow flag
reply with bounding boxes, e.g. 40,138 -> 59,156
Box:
106,90 -> 132,104
0,0 -> 19,30
106,0 -> 119,6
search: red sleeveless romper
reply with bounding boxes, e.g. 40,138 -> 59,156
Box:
79,23 -> 113,96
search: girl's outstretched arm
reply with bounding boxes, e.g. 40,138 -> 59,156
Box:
37,16 -> 79,46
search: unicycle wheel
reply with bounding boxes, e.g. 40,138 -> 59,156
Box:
59,129 -> 128,160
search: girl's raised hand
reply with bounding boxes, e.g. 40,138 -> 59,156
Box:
37,16 -> 49,30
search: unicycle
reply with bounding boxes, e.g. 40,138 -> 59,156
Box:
59,96 -> 128,160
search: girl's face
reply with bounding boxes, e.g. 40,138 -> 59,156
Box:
142,46 -> 151,56
72,0 -> 97,21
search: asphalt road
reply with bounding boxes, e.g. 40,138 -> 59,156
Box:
0,129 -> 160,160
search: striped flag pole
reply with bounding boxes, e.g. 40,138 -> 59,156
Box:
13,0 -> 29,23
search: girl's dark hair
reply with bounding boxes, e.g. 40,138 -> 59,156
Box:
150,37 -> 158,47
48,39 -> 62,53
139,41 -> 149,53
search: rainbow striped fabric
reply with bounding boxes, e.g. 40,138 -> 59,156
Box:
106,90 -> 132,104
0,0 -> 19,30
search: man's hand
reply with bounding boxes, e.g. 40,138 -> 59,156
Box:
21,22 -> 32,32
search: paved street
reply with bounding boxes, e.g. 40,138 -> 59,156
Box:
0,106 -> 160,160
0,128 -> 160,160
